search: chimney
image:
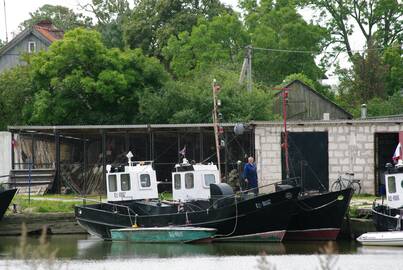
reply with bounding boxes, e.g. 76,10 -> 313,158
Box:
360,104 -> 367,119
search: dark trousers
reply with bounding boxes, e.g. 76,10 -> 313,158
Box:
248,183 -> 259,195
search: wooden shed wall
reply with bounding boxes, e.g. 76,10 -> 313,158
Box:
0,34 -> 49,73
273,82 -> 351,120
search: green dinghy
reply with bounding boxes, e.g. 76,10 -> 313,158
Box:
110,226 -> 217,243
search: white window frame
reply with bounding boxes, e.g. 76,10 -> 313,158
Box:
139,173 -> 152,190
185,173 -> 194,189
108,174 -> 118,192
120,173 -> 131,191
174,174 -> 181,190
203,173 -> 216,188
28,41 -> 36,53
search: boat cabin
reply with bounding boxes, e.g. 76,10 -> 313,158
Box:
172,159 -> 220,201
106,152 -> 158,202
385,160 -> 403,209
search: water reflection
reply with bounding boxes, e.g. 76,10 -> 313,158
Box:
1,234 -> 396,261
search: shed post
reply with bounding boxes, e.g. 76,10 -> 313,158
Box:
102,130 -> 106,193
54,130 -> 61,193
11,132 -> 15,170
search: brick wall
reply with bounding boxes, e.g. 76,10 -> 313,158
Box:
254,120 -> 403,194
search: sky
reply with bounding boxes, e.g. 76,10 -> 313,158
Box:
0,0 -> 365,85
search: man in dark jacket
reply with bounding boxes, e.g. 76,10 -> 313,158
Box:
243,156 -> 258,195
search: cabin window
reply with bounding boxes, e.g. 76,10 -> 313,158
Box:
28,41 -> 36,53
204,174 -> 216,187
388,176 -> 396,193
108,175 -> 117,192
174,174 -> 181,190
185,173 -> 194,189
140,174 -> 151,188
121,174 -> 130,191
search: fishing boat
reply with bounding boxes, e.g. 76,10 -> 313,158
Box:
285,187 -> 354,240
110,226 -> 217,243
357,231 -> 403,246
75,154 -> 300,240
272,88 -> 354,241
372,135 -> 403,232
0,186 -> 17,221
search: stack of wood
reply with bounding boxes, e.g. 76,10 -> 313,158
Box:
60,164 -> 103,194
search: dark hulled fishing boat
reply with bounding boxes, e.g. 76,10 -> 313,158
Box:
0,186 -> 17,221
273,87 -> 353,241
285,187 -> 354,240
75,156 -> 301,240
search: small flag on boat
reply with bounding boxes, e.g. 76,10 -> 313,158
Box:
393,143 -> 401,162
11,138 -> 17,148
179,146 -> 186,157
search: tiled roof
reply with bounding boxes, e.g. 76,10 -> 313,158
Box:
33,20 -> 64,42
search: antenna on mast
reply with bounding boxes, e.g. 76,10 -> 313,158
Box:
3,0 -> 9,43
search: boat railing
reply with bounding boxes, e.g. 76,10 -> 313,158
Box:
80,197 -> 137,225
209,178 -> 301,208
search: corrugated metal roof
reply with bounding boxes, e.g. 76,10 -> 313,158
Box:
8,123 -> 239,132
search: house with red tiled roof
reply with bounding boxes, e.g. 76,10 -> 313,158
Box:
0,20 -> 63,73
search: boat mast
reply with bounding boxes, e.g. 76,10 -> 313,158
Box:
272,87 -> 290,179
212,79 -> 222,174
282,88 -> 290,179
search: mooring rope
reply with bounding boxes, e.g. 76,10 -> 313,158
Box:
294,197 -> 340,212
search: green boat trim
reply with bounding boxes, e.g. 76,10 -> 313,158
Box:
110,226 -> 217,243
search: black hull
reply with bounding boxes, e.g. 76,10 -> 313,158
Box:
285,188 -> 354,240
372,204 -> 403,231
75,187 -> 300,240
0,189 -> 17,221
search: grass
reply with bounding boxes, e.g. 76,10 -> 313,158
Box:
16,194 -> 106,200
11,196 -> 78,213
352,193 -> 378,200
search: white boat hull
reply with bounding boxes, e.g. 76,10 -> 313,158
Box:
357,231 -> 403,246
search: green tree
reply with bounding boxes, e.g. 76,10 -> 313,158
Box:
20,4 -> 92,31
240,0 -> 328,85
300,0 -> 402,60
337,41 -> 390,112
82,0 -> 132,48
28,28 -> 169,125
279,73 -> 335,100
123,0 -> 231,61
0,66 -> 33,130
137,68 -> 276,124
163,14 -> 249,78
383,44 -> 403,96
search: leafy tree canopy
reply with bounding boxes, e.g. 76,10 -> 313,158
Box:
299,0 -> 402,60
137,67 -> 276,124
19,4 -> 92,31
123,0 -> 231,61
240,0 -> 329,85
82,0 -> 132,48
163,13 -> 249,78
0,66 -> 33,130
28,28 -> 169,125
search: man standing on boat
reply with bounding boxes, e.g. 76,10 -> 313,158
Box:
243,157 -> 258,195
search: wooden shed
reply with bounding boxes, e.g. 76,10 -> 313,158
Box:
273,80 -> 353,120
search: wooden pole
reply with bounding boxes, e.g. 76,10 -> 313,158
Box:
212,80 -> 221,174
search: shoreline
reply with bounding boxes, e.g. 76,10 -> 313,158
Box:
0,212 -> 87,236
0,212 -> 375,238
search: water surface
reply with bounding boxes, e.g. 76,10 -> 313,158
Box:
1,234 -> 403,269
